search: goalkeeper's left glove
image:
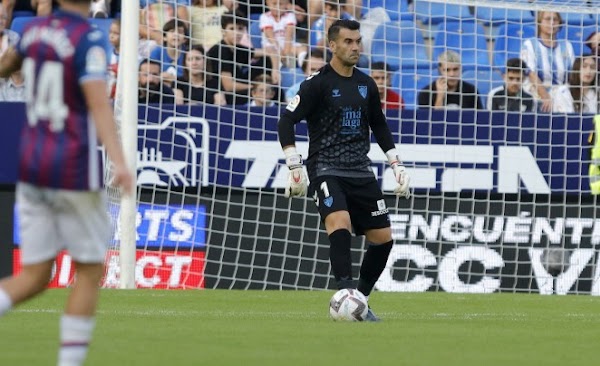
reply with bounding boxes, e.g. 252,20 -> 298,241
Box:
284,146 -> 308,198
386,149 -> 411,199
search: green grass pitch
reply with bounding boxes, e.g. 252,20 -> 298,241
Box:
0,289 -> 599,365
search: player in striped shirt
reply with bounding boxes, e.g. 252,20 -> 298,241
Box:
0,1 -> 133,365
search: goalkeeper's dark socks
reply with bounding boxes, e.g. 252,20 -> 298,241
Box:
58,315 -> 95,366
328,229 -> 354,289
357,240 -> 393,296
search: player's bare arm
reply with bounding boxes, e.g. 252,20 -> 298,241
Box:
81,80 -> 134,195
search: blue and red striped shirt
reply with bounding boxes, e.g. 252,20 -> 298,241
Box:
17,10 -> 108,190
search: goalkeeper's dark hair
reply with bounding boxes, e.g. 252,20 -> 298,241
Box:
221,10 -> 248,30
327,19 -> 360,43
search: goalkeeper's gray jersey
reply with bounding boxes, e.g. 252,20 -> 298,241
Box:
281,64 -> 390,180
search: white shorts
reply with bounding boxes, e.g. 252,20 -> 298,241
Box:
17,182 -> 111,265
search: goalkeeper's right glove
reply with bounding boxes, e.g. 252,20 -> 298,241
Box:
386,148 -> 411,199
284,147 -> 308,198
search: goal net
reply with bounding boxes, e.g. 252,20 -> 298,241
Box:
103,0 -> 599,295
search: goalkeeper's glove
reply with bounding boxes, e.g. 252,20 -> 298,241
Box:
386,149 -> 411,199
284,146 -> 308,198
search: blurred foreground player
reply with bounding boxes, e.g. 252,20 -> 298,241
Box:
277,19 -> 410,321
0,0 -> 133,365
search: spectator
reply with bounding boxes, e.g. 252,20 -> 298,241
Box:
552,55 -> 598,114
521,11 -> 575,112
0,69 -> 24,101
174,45 -> 225,105
286,0 -> 309,44
585,31 -> 600,83
371,61 -> 404,110
285,48 -> 326,102
206,11 -> 277,105
221,0 -> 253,48
310,0 -> 354,49
2,0 -> 57,25
190,0 -> 228,51
418,50 -> 482,110
89,0 -> 110,18
138,59 -> 175,105
246,74 -> 277,107
149,18 -> 189,84
307,0 -> 360,27
110,0 -> 121,17
0,4 -> 18,57
259,0 -> 307,68
487,58 -> 535,112
107,18 -> 120,99
139,0 -> 190,49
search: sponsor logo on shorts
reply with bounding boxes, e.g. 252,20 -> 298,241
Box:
371,208 -> 389,217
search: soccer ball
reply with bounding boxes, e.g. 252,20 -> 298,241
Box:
329,288 -> 369,321
541,248 -> 571,276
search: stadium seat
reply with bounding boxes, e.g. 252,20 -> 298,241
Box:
391,66 -> 439,110
9,16 -> 35,36
413,0 -> 472,25
432,21 -> 490,71
474,5 -> 534,26
362,0 -> 412,21
462,69 -> 504,107
280,67 -> 304,89
493,23 -> 536,68
11,10 -> 36,20
536,0 -> 596,26
249,20 -> 262,50
558,24 -> 600,56
371,20 -> 430,70
560,12 -> 595,26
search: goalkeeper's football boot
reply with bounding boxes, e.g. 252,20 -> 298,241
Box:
365,307 -> 381,322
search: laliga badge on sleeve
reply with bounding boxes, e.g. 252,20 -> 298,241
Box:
86,46 -> 107,74
286,94 -> 300,112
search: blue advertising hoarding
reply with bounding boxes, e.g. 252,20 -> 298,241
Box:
13,203 -> 207,249
0,103 -> 593,193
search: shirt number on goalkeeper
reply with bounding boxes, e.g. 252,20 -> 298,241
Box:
22,58 -> 69,132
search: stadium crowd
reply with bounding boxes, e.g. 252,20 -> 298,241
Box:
1,0 -> 600,114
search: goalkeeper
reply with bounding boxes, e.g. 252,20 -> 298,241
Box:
277,19 -> 410,322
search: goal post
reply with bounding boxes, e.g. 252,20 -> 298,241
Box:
105,0 -> 600,295
112,0 -> 139,289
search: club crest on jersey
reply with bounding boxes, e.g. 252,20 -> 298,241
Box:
358,85 -> 367,99
324,196 -> 334,207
